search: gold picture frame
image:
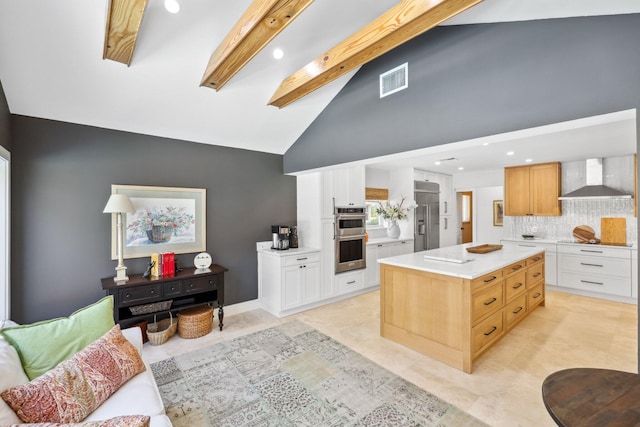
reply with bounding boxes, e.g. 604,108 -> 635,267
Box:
493,200 -> 504,226
110,185 -> 206,259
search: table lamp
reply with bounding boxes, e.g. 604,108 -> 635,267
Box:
103,194 -> 136,282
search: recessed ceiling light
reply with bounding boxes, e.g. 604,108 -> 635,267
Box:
164,0 -> 180,13
434,161 -> 441,165
525,158 -> 533,163
482,142 -> 489,146
458,166 -> 464,170
507,151 -> 514,156
273,48 -> 284,60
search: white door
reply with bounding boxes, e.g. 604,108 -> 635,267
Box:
0,146 -> 9,321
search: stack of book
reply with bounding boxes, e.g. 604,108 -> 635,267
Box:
150,252 -> 175,278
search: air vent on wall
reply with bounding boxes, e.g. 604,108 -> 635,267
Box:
380,62 -> 408,98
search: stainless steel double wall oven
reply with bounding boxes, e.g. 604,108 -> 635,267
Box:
334,206 -> 366,273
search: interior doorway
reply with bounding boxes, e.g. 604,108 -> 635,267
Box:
459,191 -> 473,244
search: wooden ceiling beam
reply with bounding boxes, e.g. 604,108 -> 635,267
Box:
268,0 -> 483,108
200,0 -> 314,91
103,0 -> 148,66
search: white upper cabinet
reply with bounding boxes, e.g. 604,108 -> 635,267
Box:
332,166 -> 365,208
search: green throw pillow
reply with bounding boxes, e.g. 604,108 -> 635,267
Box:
0,295 -> 115,380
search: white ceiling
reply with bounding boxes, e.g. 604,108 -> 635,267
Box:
0,0 -> 639,162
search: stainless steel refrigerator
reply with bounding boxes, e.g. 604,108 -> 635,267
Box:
414,181 -> 440,252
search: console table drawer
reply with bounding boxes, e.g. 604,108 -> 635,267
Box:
184,276 -> 217,293
119,284 -> 162,306
163,281 -> 183,296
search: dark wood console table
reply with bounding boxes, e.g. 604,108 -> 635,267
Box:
101,265 -> 228,331
542,368 -> 640,426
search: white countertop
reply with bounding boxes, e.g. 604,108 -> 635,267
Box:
502,237 -> 635,248
367,237 -> 413,246
257,245 -> 320,257
378,242 -> 544,279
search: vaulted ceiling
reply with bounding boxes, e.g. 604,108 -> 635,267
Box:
1,0 -> 639,156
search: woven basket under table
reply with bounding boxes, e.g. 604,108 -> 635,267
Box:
178,305 -> 213,339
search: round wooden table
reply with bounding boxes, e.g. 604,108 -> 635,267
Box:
542,368 -> 640,426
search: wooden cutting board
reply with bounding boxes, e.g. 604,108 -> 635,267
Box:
573,225 -> 598,243
601,218 -> 626,246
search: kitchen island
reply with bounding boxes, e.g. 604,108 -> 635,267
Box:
379,243 -> 545,373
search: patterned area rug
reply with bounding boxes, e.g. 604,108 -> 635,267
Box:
150,321 -> 487,426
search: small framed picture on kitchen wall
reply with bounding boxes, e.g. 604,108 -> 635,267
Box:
493,200 -> 504,226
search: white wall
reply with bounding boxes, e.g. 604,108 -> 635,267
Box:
475,186 -> 506,244
453,169 -> 504,189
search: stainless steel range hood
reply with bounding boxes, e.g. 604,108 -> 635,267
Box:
558,158 -> 633,200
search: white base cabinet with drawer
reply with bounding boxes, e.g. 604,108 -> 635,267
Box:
259,250 -> 322,317
556,244 -> 632,299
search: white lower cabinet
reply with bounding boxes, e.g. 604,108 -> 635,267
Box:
259,250 -> 321,317
633,249 -> 638,299
366,239 -> 413,287
440,216 -> 457,248
557,244 -> 631,298
335,270 -> 365,296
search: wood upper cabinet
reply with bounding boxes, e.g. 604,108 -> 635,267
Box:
505,162 -> 561,216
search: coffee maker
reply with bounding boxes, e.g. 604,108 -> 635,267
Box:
271,225 -> 290,250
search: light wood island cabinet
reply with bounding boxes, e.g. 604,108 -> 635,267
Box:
505,162 -> 561,216
379,245 -> 545,373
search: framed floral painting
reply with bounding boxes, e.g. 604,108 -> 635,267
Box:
110,185 -> 206,259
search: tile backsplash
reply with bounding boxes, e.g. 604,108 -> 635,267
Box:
505,198 -> 637,243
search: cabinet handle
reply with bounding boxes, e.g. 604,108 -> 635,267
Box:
484,326 -> 498,336
533,256 -> 542,261
150,290 -> 155,294
580,262 -> 603,267
580,249 -> 603,253
297,257 -> 308,261
512,265 -> 523,271
378,244 -> 383,247
483,276 -> 497,283
512,283 -> 523,289
347,280 -> 356,284
208,280 -> 213,285
513,306 -> 523,314
484,297 -> 497,306
444,201 -> 448,214
444,217 -> 448,230
533,272 -> 541,278
299,265 -> 306,269
125,293 -> 131,298
518,244 -> 536,247
580,280 -> 604,286
533,292 -> 542,298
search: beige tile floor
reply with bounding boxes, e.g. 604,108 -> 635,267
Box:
143,290 -> 637,427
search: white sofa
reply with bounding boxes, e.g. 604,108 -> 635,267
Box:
0,326 -> 172,427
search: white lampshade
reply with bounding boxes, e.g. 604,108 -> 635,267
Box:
103,194 -> 135,213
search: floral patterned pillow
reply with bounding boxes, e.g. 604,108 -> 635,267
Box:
6,414 -> 150,426
1,325 -> 146,424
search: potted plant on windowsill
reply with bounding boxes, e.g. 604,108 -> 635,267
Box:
374,196 -> 415,239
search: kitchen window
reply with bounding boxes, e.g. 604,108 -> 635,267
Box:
366,201 -> 382,227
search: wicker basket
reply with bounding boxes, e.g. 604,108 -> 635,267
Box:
147,312 -> 178,346
146,225 -> 173,243
129,300 -> 172,315
178,306 -> 213,339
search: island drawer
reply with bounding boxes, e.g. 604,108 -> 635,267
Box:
528,282 -> 545,309
471,270 -> 503,292
505,270 -> 526,301
505,294 -> 528,328
472,282 -> 504,324
472,310 -> 504,355
526,263 -> 544,286
503,261 -> 526,278
527,252 -> 545,265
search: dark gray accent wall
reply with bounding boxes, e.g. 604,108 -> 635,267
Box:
0,81 -> 10,151
284,14 -> 640,173
10,116 -> 296,324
